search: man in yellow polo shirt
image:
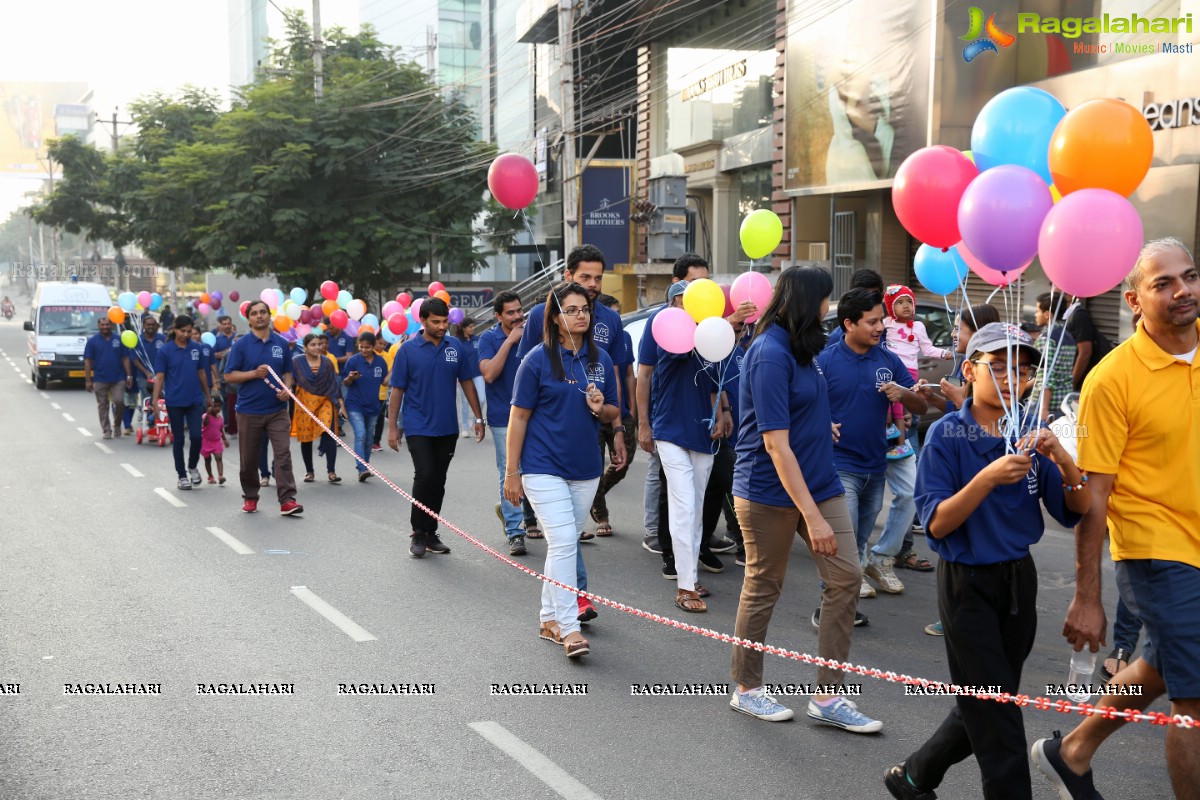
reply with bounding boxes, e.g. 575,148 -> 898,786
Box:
1031,238 -> 1200,800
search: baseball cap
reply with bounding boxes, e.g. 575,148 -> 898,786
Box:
666,280 -> 690,303
969,322 -> 1042,366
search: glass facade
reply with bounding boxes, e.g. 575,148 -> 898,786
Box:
663,48 -> 775,153
438,0 -> 484,135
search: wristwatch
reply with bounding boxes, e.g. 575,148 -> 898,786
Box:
475,418 -> 485,426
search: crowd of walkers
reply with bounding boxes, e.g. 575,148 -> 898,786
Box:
81,239 -> 1200,800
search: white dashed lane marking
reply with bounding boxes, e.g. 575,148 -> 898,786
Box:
153,488 -> 187,508
289,587 -> 377,642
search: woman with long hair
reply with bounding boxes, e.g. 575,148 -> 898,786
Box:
292,333 -> 346,483
503,283 -> 620,659
728,266 -> 882,733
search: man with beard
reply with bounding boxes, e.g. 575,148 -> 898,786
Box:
1032,238 -> 1200,800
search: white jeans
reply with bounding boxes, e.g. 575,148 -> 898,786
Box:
656,440 -> 714,592
522,473 -> 600,637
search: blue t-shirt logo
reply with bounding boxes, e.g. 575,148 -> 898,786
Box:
372,365 -> 383,378
585,363 -> 606,385
271,345 -> 284,359
444,348 -> 458,363
111,339 -> 120,348
594,322 -> 611,346
1026,459 -> 1039,496
874,367 -> 893,388
190,350 -> 200,361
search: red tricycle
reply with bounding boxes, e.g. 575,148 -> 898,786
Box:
136,396 -> 174,447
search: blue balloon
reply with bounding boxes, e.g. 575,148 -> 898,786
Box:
149,292 -> 163,311
914,243 -> 969,296
201,332 -> 217,347
361,313 -> 379,329
336,290 -> 352,309
381,326 -> 400,344
289,287 -> 307,305
404,313 -> 420,335
971,87 -> 1066,186
117,291 -> 137,312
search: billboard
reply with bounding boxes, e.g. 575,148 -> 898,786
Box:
580,161 -> 632,267
783,0 -> 931,193
0,82 -> 89,179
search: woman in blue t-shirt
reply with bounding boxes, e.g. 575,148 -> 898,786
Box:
504,283 -> 620,660
728,266 -> 883,734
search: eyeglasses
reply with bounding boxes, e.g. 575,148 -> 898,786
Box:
970,359 -> 1034,382
560,306 -> 591,318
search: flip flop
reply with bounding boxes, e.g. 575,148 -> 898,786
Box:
1100,647 -> 1132,682
525,525 -> 543,539
897,552 -> 934,572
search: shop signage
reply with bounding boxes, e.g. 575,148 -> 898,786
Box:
1143,95 -> 1199,131
684,159 -> 715,174
681,60 -> 748,102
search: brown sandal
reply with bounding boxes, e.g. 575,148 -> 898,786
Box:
897,552 -> 934,572
525,524 -> 543,539
695,583 -> 711,598
675,589 -> 707,613
595,522 -> 613,537
328,473 -> 341,483
539,620 -> 563,643
303,473 -> 315,483
563,632 -> 590,658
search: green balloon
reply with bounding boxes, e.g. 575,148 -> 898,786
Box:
121,330 -> 138,349
739,209 -> 783,259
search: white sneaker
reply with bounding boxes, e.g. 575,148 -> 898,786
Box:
461,430 -> 471,438
865,555 -> 905,594
859,578 -> 876,599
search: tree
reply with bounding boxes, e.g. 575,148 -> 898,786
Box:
33,14 -> 509,297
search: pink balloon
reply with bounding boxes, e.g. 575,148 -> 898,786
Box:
228,291 -> 240,303
259,288 -> 278,309
320,280 -> 339,301
382,301 -> 402,319
210,298 -> 222,311
197,302 -> 211,316
427,281 -> 444,296
137,291 -> 152,309
957,165 -> 1052,272
893,146 -> 979,249
488,153 -> 538,210
409,298 -> 424,321
651,307 -> 697,355
729,272 -> 771,323
1038,189 -> 1144,298
295,323 -> 312,337
719,284 -> 734,318
954,241 -> 1029,287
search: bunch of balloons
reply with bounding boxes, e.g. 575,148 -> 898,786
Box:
651,272 -> 772,361
110,290 -> 166,325
894,87 -> 1151,298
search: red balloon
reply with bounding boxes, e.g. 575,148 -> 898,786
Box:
892,146 -> 979,249
239,300 -> 250,318
229,290 -> 240,302
397,292 -> 412,308
427,281 -> 444,296
329,309 -> 349,329
487,153 -> 538,210
210,298 -> 222,311
719,284 -> 734,318
387,313 -> 407,335
320,280 -> 339,301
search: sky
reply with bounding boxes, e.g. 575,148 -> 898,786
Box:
1,0 -> 360,220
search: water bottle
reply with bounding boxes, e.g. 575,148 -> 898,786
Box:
1066,649 -> 1097,702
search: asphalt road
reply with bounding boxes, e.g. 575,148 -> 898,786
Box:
0,320 -> 1176,799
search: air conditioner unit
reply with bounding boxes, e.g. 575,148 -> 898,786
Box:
809,243 -> 828,261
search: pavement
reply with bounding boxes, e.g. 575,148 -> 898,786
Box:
0,321 -> 1176,799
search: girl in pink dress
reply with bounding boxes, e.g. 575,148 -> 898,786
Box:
201,395 -> 231,484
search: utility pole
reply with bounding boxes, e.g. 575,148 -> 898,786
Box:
312,0 -> 324,100
426,26 -> 437,76
558,0 -> 579,253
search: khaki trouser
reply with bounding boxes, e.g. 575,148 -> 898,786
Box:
237,409 -> 296,504
731,495 -> 860,688
93,382 -> 126,436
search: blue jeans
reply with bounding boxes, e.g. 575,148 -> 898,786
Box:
347,409 -> 378,473
875,454 -> 917,562
458,376 -> 485,431
166,404 -> 203,478
522,473 -> 600,636
491,426 -> 524,539
837,470 -> 887,564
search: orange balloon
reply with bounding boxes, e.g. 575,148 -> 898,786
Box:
321,299 -> 338,317
434,290 -> 451,305
273,315 -> 292,332
359,324 -> 375,334
107,306 -> 125,324
200,293 -> 211,304
1048,98 -> 1153,197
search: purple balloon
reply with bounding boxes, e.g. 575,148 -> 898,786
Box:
211,290 -> 223,302
448,307 -> 465,325
281,329 -> 298,342
957,165 -> 1052,272
345,319 -> 361,336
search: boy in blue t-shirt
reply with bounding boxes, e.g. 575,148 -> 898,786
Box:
886,323 -> 1089,800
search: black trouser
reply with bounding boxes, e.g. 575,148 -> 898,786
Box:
166,404 -> 203,478
408,434 -> 458,535
590,414 -> 636,521
906,555 -> 1038,799
701,440 -> 735,540
300,434 -> 336,474
373,411 -> 386,446
656,461 -> 715,567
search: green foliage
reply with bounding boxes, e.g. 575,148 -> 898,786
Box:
31,12 -> 510,294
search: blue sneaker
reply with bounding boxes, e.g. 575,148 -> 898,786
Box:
886,441 -> 915,461
730,688 -> 794,721
886,424 -> 901,445
806,697 -> 883,733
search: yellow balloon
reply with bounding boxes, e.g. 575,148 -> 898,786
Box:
739,209 -> 783,259
962,149 -> 974,163
682,278 -> 725,323
1050,184 -> 1062,203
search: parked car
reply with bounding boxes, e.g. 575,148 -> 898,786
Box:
624,300 -> 956,432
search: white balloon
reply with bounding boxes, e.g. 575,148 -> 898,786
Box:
286,303 -> 303,321
347,299 -> 367,321
693,317 -> 736,362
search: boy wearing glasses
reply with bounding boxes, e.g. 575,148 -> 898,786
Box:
885,322 -> 1089,800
